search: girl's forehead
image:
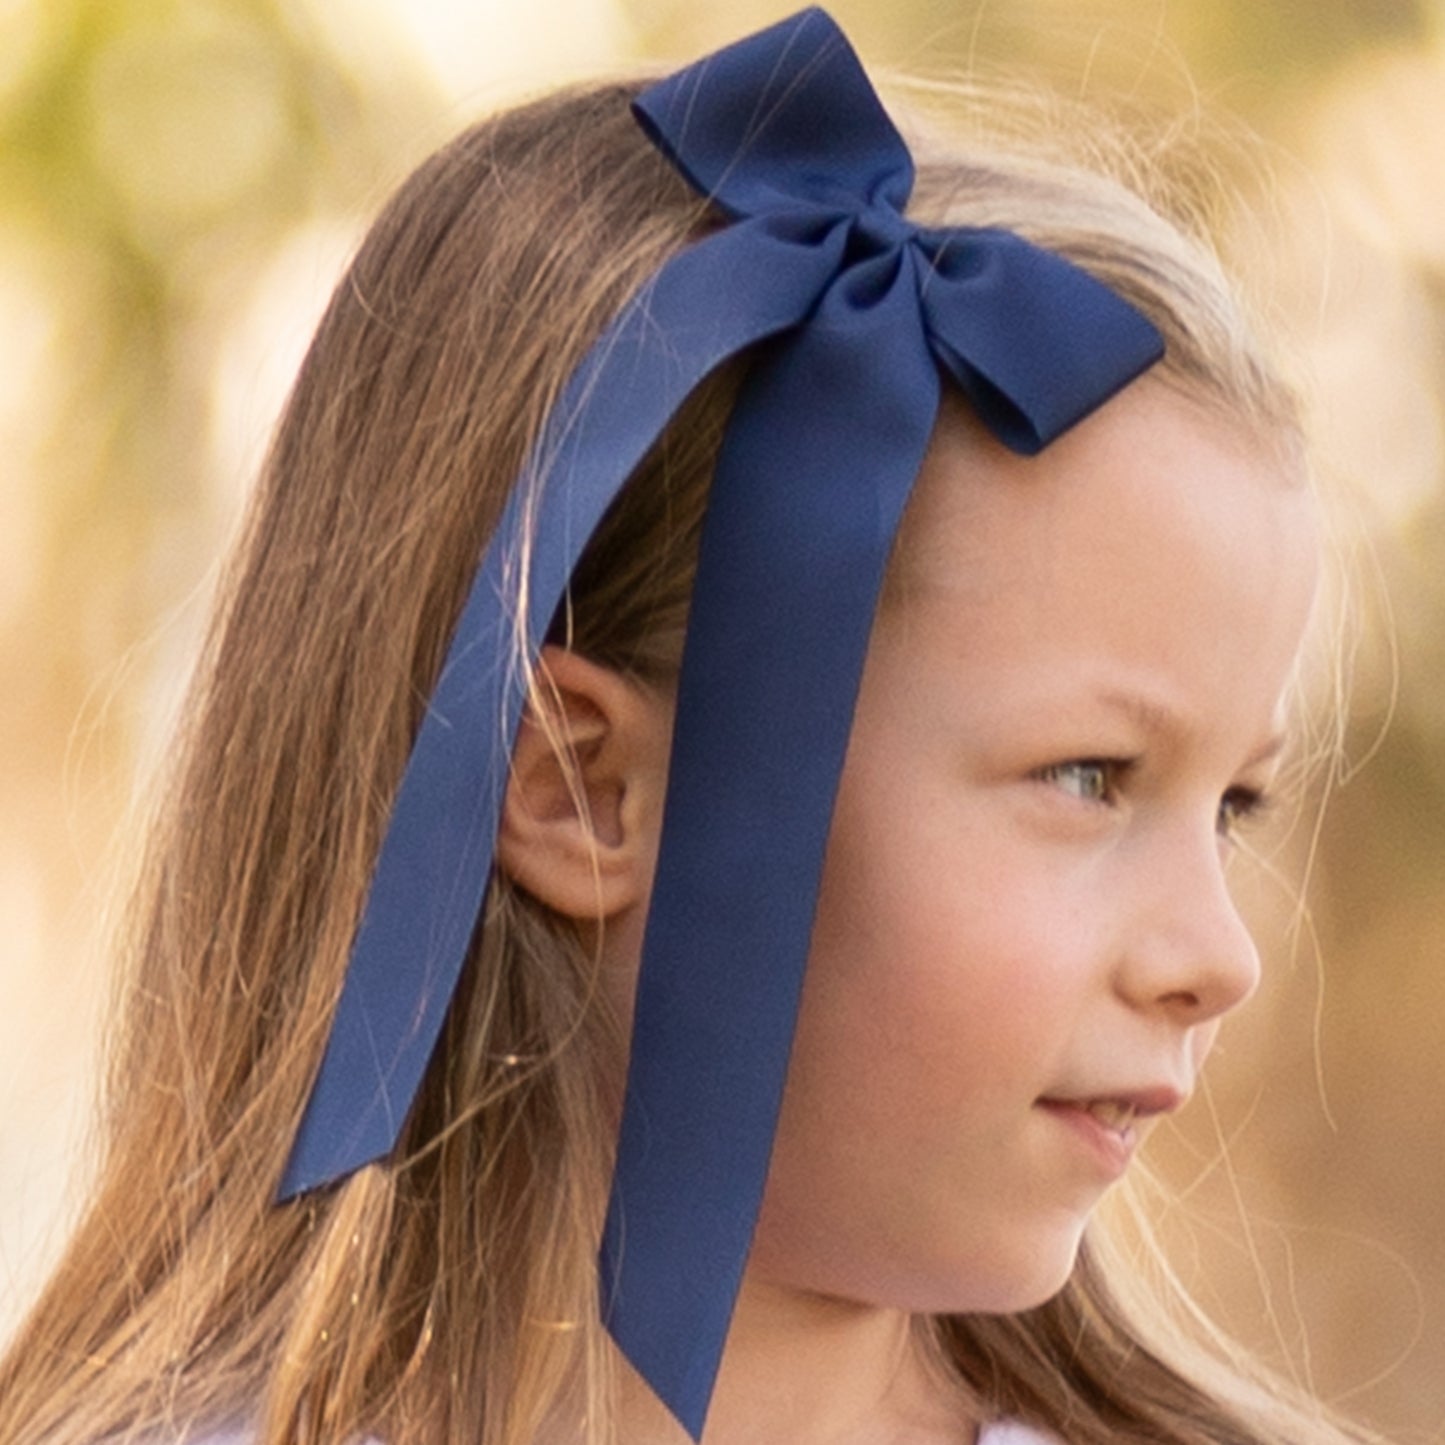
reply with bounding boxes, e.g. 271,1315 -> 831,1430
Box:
892,381 -> 1314,604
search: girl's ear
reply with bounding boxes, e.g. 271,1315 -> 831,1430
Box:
497,644 -> 672,922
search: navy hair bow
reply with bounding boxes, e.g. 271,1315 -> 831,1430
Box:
279,9 -> 1162,1438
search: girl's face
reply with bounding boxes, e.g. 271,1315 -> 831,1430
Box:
746,381 -> 1318,1313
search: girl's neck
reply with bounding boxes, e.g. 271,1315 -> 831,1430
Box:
617,1282 -> 975,1445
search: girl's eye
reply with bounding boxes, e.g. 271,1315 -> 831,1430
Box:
1035,764 -> 1274,841
1217,786 -> 1269,842
1036,759 -> 1124,805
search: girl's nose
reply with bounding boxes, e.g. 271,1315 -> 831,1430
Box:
1114,830 -> 1263,1026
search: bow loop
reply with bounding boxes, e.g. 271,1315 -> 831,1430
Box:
918,228 -> 1162,454
633,7 -> 913,222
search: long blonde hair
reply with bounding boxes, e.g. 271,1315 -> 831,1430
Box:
0,70 -> 1375,1445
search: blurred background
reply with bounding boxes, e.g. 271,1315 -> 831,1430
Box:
0,0 -> 1441,1437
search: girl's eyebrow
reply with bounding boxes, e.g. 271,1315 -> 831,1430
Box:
1096,687 -> 1287,768
1244,731 -> 1289,769
1097,686 -> 1183,742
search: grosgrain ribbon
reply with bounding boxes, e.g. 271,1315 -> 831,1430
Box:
278,8 -> 1163,1440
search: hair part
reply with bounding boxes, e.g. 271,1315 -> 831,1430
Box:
0,68 -> 1368,1445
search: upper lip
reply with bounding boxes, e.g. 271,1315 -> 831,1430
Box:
1038,1085 -> 1188,1117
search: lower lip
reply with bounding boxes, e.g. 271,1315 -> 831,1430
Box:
1036,1100 -> 1137,1179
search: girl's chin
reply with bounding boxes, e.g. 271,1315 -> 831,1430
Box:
748,1220 -> 1089,1319
940,1219 -> 1097,1315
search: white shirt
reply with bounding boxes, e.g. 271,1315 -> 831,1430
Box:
980,1424 -> 1062,1445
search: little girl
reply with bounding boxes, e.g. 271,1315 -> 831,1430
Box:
0,10 -> 1379,1445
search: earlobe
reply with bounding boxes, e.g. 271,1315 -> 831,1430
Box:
497,645 -> 671,922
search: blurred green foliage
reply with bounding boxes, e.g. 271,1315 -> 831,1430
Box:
0,0 -> 431,759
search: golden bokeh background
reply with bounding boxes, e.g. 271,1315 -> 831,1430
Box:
1,0 -> 1442,1437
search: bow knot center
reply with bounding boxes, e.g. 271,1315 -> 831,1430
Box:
841,203 -> 914,265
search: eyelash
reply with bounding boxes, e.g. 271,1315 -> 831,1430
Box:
1035,759 -> 1272,841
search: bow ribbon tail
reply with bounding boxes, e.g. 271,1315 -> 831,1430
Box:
599,252 -> 942,1441
278,219 -> 841,1199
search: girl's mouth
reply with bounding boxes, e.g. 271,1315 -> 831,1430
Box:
1035,1087 -> 1182,1177
1036,1098 -> 1139,1176
1076,1098 -> 1138,1133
